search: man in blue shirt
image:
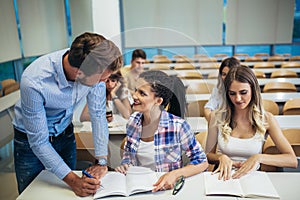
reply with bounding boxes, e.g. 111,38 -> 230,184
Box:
13,32 -> 122,196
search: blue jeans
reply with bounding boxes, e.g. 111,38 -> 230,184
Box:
14,124 -> 76,194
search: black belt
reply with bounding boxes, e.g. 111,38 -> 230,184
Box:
14,123 -> 74,142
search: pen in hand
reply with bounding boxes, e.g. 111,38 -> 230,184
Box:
82,169 -> 95,179
82,169 -> 105,189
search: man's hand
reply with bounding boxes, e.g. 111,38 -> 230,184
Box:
63,171 -> 100,197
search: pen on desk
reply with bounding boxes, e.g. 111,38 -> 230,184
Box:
82,170 -> 95,178
172,175 -> 185,195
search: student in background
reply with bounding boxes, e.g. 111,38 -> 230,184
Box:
13,32 -> 123,196
115,70 -> 208,192
206,66 -> 297,181
80,70 -> 133,122
204,57 -> 240,122
123,49 -> 147,94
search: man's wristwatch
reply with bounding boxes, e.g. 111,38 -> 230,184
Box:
98,158 -> 108,166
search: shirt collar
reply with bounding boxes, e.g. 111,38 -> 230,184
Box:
53,49 -> 72,89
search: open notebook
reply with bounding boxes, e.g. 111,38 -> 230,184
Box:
204,171 -> 279,198
94,166 -> 159,199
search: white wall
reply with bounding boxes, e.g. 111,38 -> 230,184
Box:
226,0 -> 294,45
92,0 -> 122,51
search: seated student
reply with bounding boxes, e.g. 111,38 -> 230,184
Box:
204,57 -> 240,122
115,70 -> 208,192
80,71 -> 133,122
123,49 -> 147,95
206,65 -> 298,180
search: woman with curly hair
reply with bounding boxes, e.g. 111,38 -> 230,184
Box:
80,70 -> 133,122
206,65 -> 297,180
115,70 -> 208,192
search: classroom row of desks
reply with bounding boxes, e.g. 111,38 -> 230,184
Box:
159,68 -> 300,77
186,93 -> 300,104
181,78 -> 300,87
76,115 -> 300,136
144,60 -> 300,69
17,170 -> 300,200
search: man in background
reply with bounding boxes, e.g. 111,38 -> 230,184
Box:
123,49 -> 147,94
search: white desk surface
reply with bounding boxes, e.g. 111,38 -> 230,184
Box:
74,115 -> 127,135
186,93 -> 300,103
186,115 -> 300,133
160,68 -> 300,76
75,115 -> 300,135
0,90 -> 20,112
181,78 -> 300,86
16,170 -> 300,200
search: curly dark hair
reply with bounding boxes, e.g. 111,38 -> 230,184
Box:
139,70 -> 186,118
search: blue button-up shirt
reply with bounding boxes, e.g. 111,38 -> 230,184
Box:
13,49 -> 108,179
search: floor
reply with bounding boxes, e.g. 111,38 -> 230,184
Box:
0,141 -> 18,200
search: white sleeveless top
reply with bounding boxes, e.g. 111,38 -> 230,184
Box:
217,131 -> 264,163
136,140 -> 156,171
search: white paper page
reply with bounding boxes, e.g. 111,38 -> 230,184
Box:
80,115 -> 127,132
94,172 -> 127,199
126,166 -> 158,195
80,121 -> 92,132
204,172 -> 243,197
239,171 -> 279,198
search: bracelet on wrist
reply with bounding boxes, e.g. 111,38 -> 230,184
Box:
112,96 -> 118,101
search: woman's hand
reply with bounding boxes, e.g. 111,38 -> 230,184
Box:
85,165 -> 108,180
212,154 -> 233,180
152,172 -> 177,192
110,81 -> 121,97
114,164 -> 130,174
232,155 -> 260,179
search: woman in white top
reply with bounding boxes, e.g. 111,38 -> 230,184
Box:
80,71 -> 133,122
204,57 -> 240,122
206,65 -> 297,180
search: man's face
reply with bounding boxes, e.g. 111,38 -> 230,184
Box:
131,57 -> 145,74
76,69 -> 112,86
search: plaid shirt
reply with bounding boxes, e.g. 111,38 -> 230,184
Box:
121,110 -> 207,172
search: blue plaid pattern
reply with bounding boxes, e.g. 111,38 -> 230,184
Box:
121,110 -> 207,172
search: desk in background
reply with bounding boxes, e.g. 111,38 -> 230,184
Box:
181,78 -> 300,87
74,115 -> 128,169
160,68 -> 300,78
186,93 -> 300,103
16,170 -> 300,200
145,60 -> 297,69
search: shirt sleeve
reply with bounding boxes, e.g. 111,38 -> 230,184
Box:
20,77 -> 71,179
204,87 -> 220,111
179,121 -> 207,165
87,82 -> 109,157
121,113 -> 138,166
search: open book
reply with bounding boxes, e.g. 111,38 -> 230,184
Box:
94,166 -> 158,199
204,171 -> 279,198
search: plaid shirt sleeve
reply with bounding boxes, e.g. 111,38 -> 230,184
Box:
179,120 -> 207,165
121,112 -> 141,166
